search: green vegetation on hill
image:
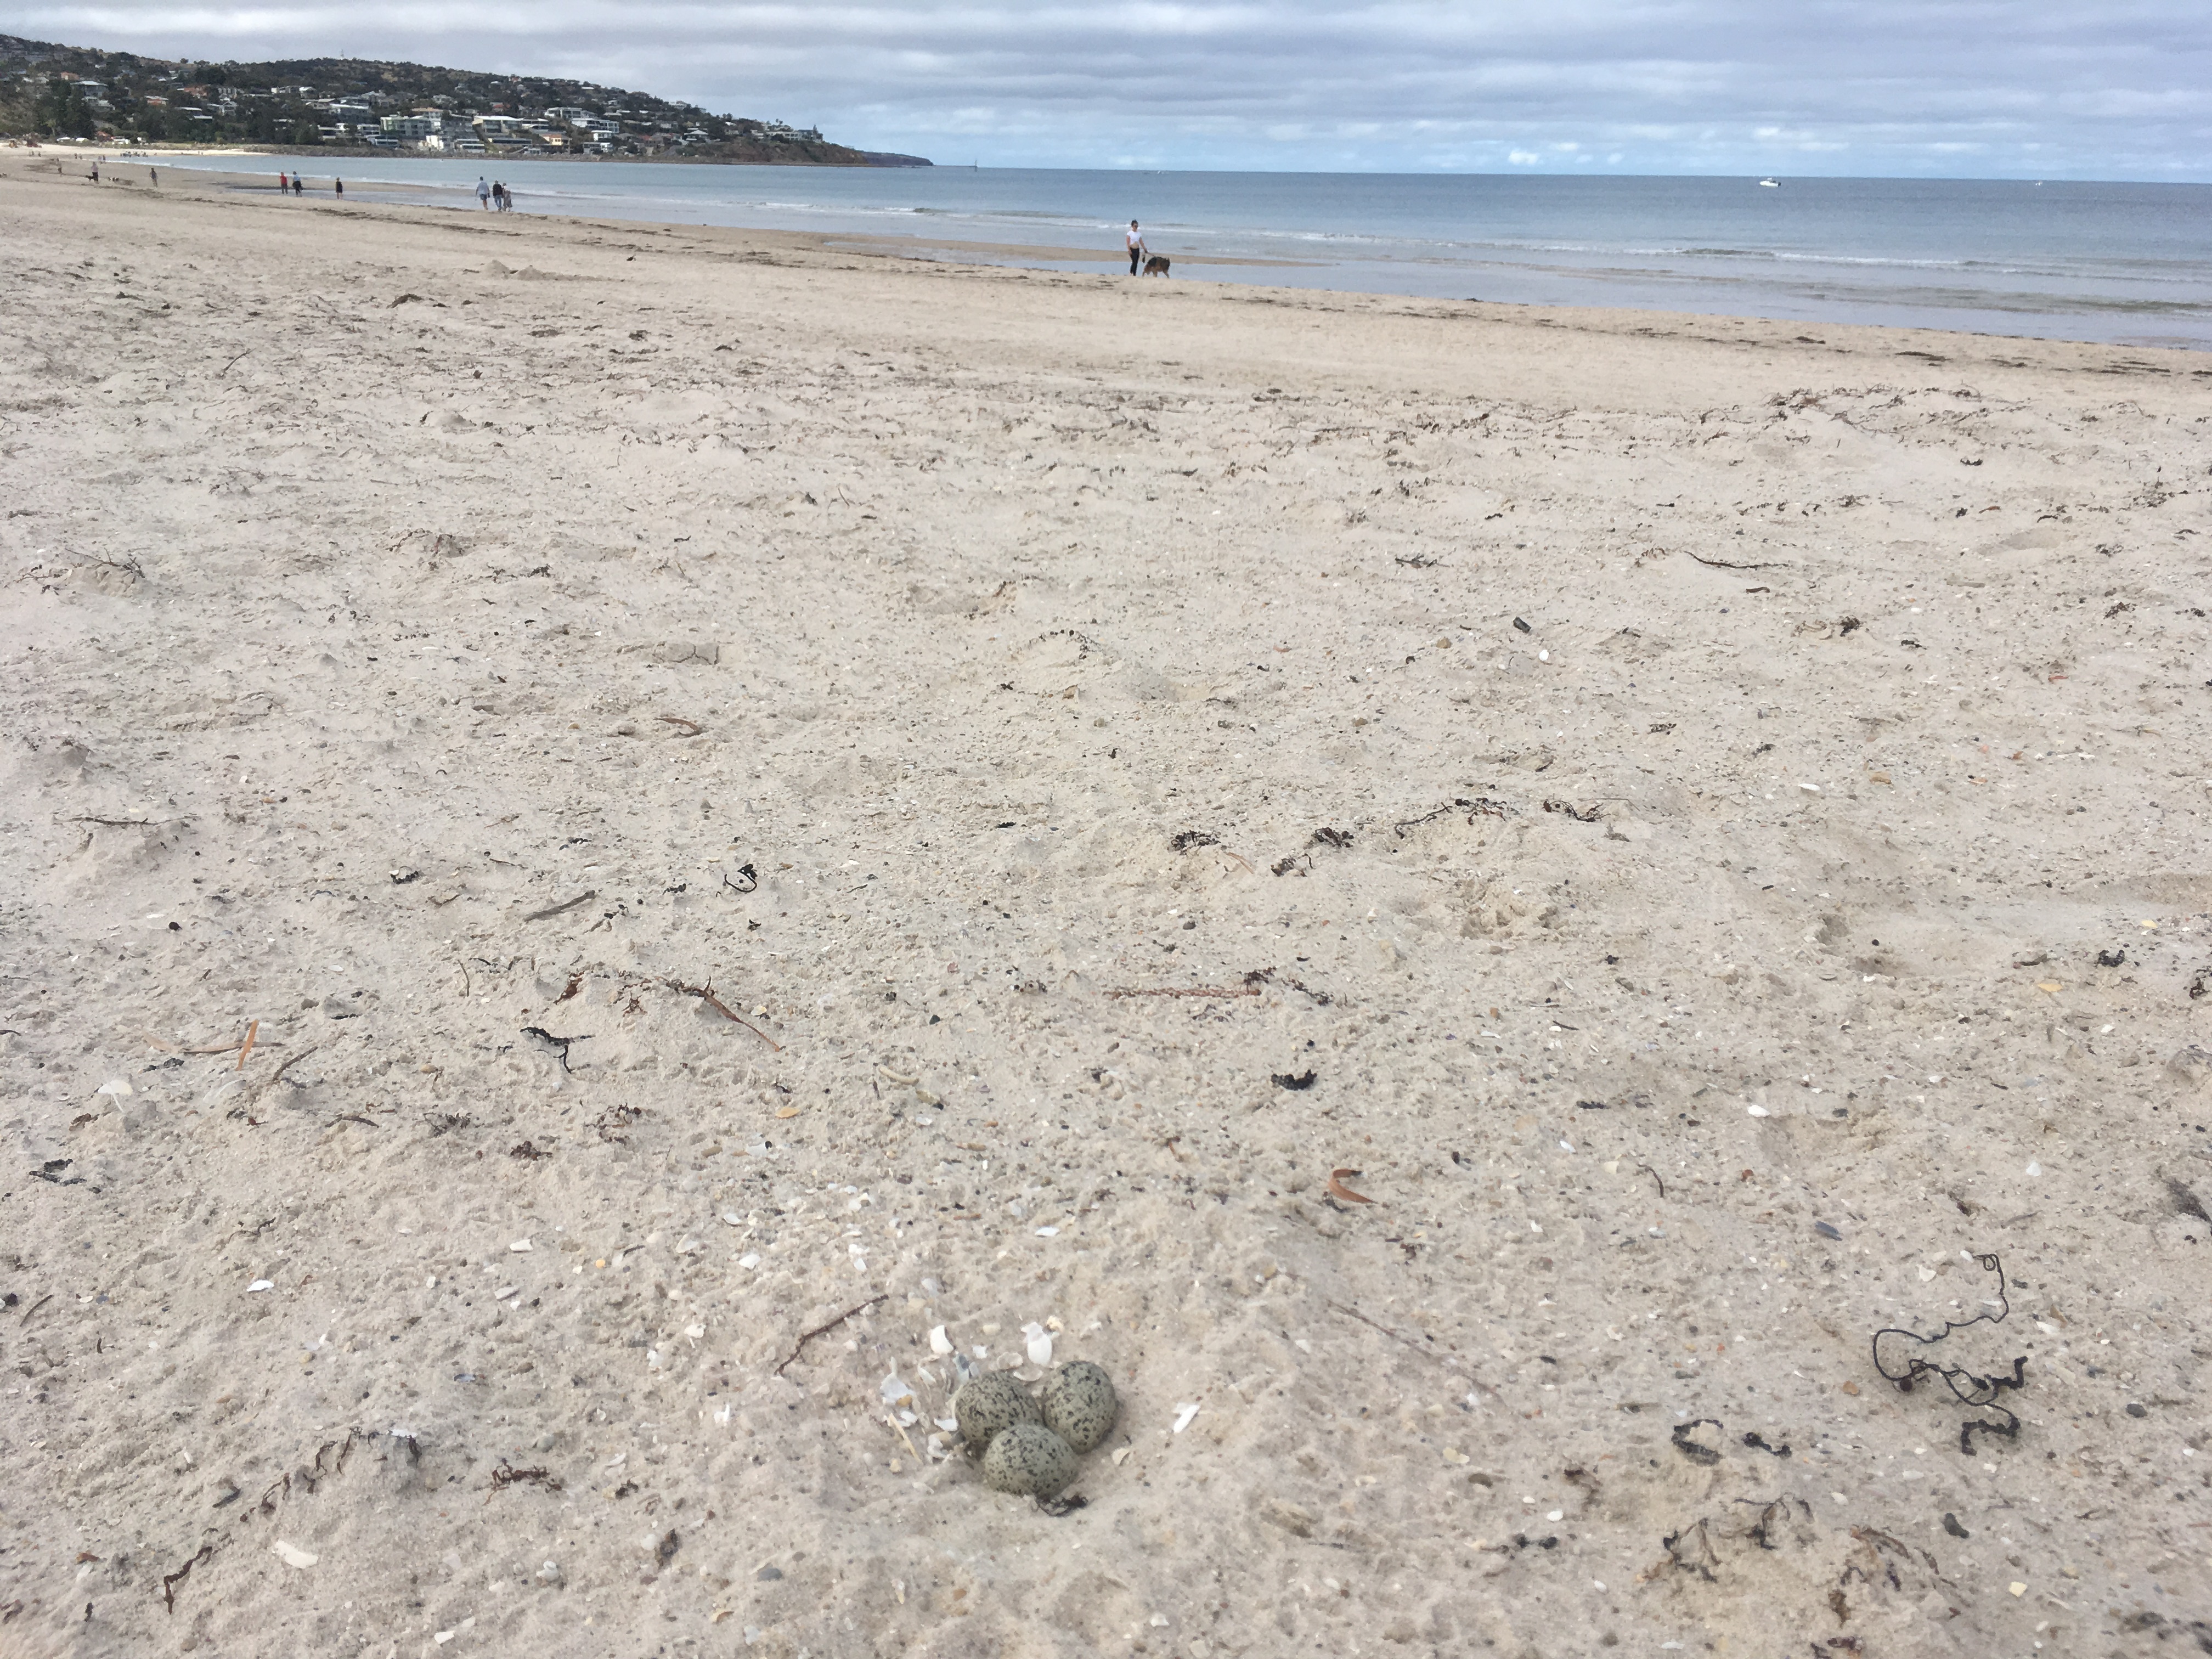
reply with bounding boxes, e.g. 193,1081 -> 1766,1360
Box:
0,33 -> 929,165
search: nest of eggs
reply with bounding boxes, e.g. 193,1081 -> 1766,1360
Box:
952,1361 -> 1120,1502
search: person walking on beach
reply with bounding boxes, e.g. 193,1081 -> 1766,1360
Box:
477,176 -> 492,210
278,170 -> 287,193
1126,220 -> 1147,275
291,174 -> 303,196
334,177 -> 343,197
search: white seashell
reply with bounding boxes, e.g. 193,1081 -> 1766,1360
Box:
1023,1323 -> 1053,1366
737,1253 -> 761,1271
1172,1403 -> 1200,1434
509,1239 -> 533,1252
272,1540 -> 318,1569
929,1325 -> 952,1355
95,1078 -> 133,1098
247,1280 -> 274,1293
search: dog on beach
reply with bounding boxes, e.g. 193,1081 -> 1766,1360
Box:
1143,255 -> 1170,277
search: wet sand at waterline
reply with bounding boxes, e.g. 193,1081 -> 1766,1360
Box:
3,151 -> 2209,1656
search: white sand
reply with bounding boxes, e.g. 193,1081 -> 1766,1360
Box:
3,151 -> 2209,1657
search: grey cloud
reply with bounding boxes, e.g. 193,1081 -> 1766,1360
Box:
19,0 -> 2212,174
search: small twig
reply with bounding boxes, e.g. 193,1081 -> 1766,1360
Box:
1685,550 -> 1784,572
218,351 -> 249,376
885,1413 -> 922,1461
266,1045 -> 318,1088
773,1293 -> 887,1376
658,714 -> 704,736
523,890 -> 597,922
664,979 -> 781,1050
71,815 -> 167,827
1634,1161 -> 1666,1199
235,1019 -> 259,1071
20,1293 -> 54,1326
1325,1299 -> 1454,1371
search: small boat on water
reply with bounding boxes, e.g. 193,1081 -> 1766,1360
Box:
1758,177 -> 1780,188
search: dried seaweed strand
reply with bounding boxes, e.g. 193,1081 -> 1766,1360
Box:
1105,984 -> 1260,1000
663,979 -> 782,1051
1393,796 -> 1510,836
1870,1251 -> 2028,1453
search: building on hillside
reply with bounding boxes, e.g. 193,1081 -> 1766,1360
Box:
381,114 -> 442,140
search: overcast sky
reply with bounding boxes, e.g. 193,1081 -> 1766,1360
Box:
13,0 -> 2211,177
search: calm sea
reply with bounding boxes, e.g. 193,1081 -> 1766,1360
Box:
153,156 -> 2212,349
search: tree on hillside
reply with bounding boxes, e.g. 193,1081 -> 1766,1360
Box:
44,75 -> 94,138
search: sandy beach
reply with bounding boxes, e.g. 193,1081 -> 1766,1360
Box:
3,150 -> 2210,1658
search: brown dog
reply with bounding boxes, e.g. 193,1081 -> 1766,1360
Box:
1143,255 -> 1170,277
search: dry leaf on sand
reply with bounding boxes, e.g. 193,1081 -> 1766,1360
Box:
1327,1168 -> 1377,1204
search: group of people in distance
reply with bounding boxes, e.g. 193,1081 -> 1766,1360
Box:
261,171 -> 514,212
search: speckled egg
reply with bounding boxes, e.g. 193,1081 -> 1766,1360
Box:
953,1371 -> 1041,1453
1041,1361 -> 1120,1453
981,1423 -> 1077,1497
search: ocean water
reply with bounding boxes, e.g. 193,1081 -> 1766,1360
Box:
154,156 -> 2212,349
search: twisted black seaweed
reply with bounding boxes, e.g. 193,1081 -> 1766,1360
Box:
1870,1252 -> 2028,1453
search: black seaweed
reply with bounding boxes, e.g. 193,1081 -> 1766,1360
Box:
1870,1252 -> 2028,1454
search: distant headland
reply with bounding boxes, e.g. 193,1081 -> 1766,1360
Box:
0,34 -> 932,166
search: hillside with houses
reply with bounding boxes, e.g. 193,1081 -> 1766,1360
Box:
0,35 -> 929,165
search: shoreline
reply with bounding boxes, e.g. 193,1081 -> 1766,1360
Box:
21,150 -> 2212,351
3,150 -> 2208,1659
